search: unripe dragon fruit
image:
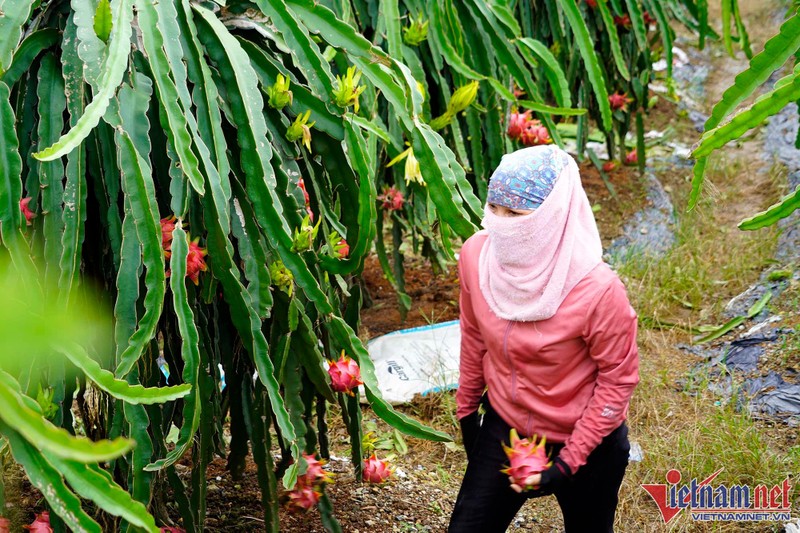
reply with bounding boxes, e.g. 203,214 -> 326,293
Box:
608,91 -> 633,112
24,511 -> 52,532
501,429 -> 551,492
362,454 -> 393,483
327,351 -> 363,395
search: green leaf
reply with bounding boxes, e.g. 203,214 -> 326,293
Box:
0,28 -> 59,87
0,0 -> 35,75
43,454 -> 159,531
0,423 -> 102,532
145,225 -> 202,470
135,0 -> 206,196
555,0 -> 612,131
33,0 -> 133,161
113,128 -> 166,377
693,71 -> 800,159
36,54 -> 67,284
739,184 -> 800,230
60,343 -> 191,404
595,0 -> 630,81
517,99 -> 587,116
58,17 -> 89,305
0,372 -> 133,462
94,0 -> 113,43
516,38 -> 571,108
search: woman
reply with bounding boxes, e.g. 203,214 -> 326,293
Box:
449,145 -> 639,533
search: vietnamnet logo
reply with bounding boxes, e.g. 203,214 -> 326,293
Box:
641,469 -> 793,523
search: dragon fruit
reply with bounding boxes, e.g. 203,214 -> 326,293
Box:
585,0 -> 598,8
501,429 -> 552,492
520,121 -> 552,146
608,91 -> 633,112
506,110 -> 532,140
327,351 -> 363,395
186,238 -> 208,285
602,161 -> 617,172
362,454 -> 393,483
286,483 -> 322,512
20,197 -> 35,226
378,186 -> 405,211
300,453 -> 334,486
335,239 -> 349,259
625,149 -> 638,165
23,512 -> 52,532
159,527 -> 186,533
160,215 -> 177,256
614,14 -> 632,28
0,517 -> 10,533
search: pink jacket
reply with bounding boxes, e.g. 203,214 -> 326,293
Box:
456,232 -> 639,473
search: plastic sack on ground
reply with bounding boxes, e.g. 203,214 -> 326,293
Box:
365,320 -> 461,405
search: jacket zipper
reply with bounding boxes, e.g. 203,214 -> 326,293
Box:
502,321 -> 517,403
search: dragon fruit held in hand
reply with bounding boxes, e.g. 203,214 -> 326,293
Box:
327,351 -> 363,395
362,454 -> 393,483
24,512 -> 52,532
501,428 -> 552,492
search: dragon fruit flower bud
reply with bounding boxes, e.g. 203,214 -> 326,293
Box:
448,81 -> 480,115
332,66 -> 367,113
501,428 -> 552,492
20,197 -> 35,226
269,260 -> 294,297
291,214 -> 321,253
286,110 -> 315,151
327,351 -> 363,395
362,454 -> 393,483
286,484 -> 322,512
267,74 -> 293,110
403,12 -> 429,46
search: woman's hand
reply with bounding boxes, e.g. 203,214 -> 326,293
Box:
508,457 -> 572,493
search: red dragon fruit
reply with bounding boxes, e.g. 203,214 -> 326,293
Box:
506,110 -> 532,140
159,527 -> 186,533
378,186 -> 405,211
300,453 -> 334,486
585,0 -> 598,8
625,149 -> 638,165
520,121 -> 552,146
327,351 -> 363,395
160,215 -> 177,257
608,91 -> 633,112
362,454 -> 393,483
286,484 -> 322,512
23,512 -> 52,532
335,239 -> 350,259
614,14 -> 632,28
186,238 -> 208,285
501,429 -> 552,493
20,197 -> 35,226
0,517 -> 10,533
602,161 -> 617,172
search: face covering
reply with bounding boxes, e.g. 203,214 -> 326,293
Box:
478,146 -> 603,322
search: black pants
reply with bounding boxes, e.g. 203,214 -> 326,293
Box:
449,399 -> 630,533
